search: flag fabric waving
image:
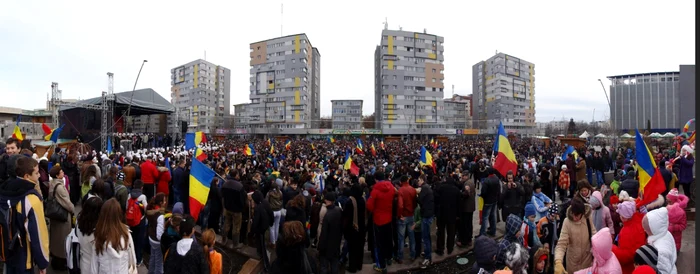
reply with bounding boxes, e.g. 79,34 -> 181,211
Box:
185,131 -> 207,150
328,136 -> 335,143
244,144 -> 255,156
44,124 -> 65,143
380,140 -> 385,150
11,115 -> 23,141
355,139 -> 364,154
41,123 -> 52,136
561,145 -> 578,161
285,140 -> 292,150
419,146 -> 436,173
634,129 -> 666,207
493,122 -> 518,177
311,143 -> 316,151
344,150 -> 360,176
189,158 -> 216,222
270,144 -> 275,154
266,138 -> 271,146
195,147 -> 207,162
370,144 -> 377,156
106,136 -> 113,154
430,138 -> 438,149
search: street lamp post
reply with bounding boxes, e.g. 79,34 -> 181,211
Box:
126,60 -> 148,131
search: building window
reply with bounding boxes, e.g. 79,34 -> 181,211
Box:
432,78 -> 436,83
393,75 -> 397,80
432,69 -> 436,73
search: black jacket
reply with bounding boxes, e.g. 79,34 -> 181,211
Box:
481,175 -> 501,205
318,204 -> 343,259
221,179 -> 245,212
0,154 -> 10,184
418,184 -> 435,218
251,200 -> 273,234
271,235 -> 313,274
163,240 -> 209,274
501,181 -> 524,209
285,205 -> 307,225
435,182 -> 460,224
282,187 -> 299,208
620,178 -> 640,198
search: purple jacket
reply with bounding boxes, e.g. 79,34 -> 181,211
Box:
678,156 -> 694,184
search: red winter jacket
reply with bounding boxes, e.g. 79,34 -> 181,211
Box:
157,168 -> 171,195
367,180 -> 398,226
611,212 -> 646,274
398,182 -> 417,218
140,160 -> 159,185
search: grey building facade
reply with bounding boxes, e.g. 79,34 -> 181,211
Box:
243,33 -> 321,135
332,100 -> 363,129
374,28 -> 446,135
443,100 -> 467,130
170,59 -> 231,134
608,65 -> 695,133
472,53 -> 536,134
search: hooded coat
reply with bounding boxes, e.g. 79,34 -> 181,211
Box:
611,212 -> 647,274
366,180 -> 397,226
554,204 -> 596,273
590,191 -> 614,236
573,227 -> 622,274
496,214 -> 523,268
645,207 -> 677,274
666,195 -> 688,251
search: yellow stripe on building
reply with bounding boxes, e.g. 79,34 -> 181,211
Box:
388,36 -> 394,54
387,95 -> 394,124
294,90 -> 300,122
428,53 -> 436,59
388,60 -> 393,70
295,77 -> 300,87
268,83 -> 274,89
295,36 -> 300,53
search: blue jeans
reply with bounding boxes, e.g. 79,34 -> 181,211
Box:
3,265 -> 32,274
596,170 -> 604,188
586,167 -> 593,183
149,241 -> 163,274
421,216 -> 434,260
397,216 -> 416,260
479,203 -> 497,236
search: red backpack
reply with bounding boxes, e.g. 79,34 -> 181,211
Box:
125,197 -> 143,227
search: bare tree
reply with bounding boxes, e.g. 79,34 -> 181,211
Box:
319,116 -> 332,129
362,113 -> 376,129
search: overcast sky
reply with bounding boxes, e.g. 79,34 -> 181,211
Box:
0,0 -> 694,123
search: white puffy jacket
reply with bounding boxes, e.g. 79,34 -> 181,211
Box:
90,227 -> 136,274
646,207 -> 677,274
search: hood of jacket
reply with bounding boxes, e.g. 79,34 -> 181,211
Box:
566,203 -> 592,223
645,207 -> 669,241
373,180 -> 394,193
130,188 -> 143,199
591,227 -> 613,263
590,191 -> 603,209
0,177 -> 39,198
505,214 -> 522,241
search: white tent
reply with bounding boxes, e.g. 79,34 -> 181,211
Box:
663,132 -> 676,138
579,131 -> 590,138
594,133 -> 607,138
649,132 -> 663,138
620,133 -> 633,138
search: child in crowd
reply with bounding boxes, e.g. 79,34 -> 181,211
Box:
589,191 -> 614,236
469,236 -> 499,274
665,188 -> 688,252
633,244 -> 658,273
202,228 -> 222,274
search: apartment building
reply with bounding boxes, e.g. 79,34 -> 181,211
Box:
608,65 -> 695,132
472,52 -> 536,134
374,28 -> 445,135
171,59 -> 231,134
331,100 -> 363,129
447,94 -> 473,128
243,33 -> 320,135
443,100 -> 467,130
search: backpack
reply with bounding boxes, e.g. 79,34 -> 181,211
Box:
126,197 -> 143,227
65,226 -> 81,273
0,189 -> 37,263
114,184 -> 128,212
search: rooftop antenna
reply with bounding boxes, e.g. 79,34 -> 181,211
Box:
204,50 -> 206,61
424,28 -> 427,34
281,0 -> 284,36
399,25 -> 402,31
383,17 -> 388,30
452,84 -> 454,97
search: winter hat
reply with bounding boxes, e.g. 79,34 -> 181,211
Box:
609,195 -> 620,206
548,203 -> 559,216
589,191 -> 602,209
533,182 -> 543,190
504,243 -> 529,274
634,244 -> 658,269
474,235 -> 498,264
666,188 -> 682,204
524,203 -> 536,218
617,201 -> 636,219
632,265 -> 657,274
275,178 -> 284,188
172,202 -> 184,215
324,192 -> 337,203
561,164 -> 567,170
117,172 -> 125,182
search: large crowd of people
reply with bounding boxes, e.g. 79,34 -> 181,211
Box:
0,133 -> 693,274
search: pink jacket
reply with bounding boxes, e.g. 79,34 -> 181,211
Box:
590,191 -> 615,235
667,194 -> 688,251
574,228 -> 622,274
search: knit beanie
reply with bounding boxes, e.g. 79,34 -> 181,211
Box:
275,178 -> 284,189
634,244 -> 658,268
666,188 -> 682,204
504,243 -> 529,274
474,235 -> 498,264
172,202 -> 184,215
548,203 -> 559,217
524,203 -> 536,218
617,201 -> 636,219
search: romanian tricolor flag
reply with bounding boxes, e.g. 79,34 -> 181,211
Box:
43,124 -> 64,143
430,138 -> 437,149
270,144 -> 275,154
189,158 -> 216,222
328,136 -> 335,143
244,144 -> 255,156
380,140 -> 385,150
195,147 -> 207,162
266,138 -> 271,146
355,139 -> 364,155
285,140 -> 292,150
370,144 -> 377,156
420,146 -> 436,173
561,144 -> 579,161
11,115 -> 23,141
634,129 -> 666,207
493,122 -> 518,177
311,143 -> 316,151
185,131 -> 207,150
344,150 -> 360,176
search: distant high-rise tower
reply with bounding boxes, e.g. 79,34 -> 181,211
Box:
171,59 -> 231,133
374,28 -> 445,135
472,53 -> 535,133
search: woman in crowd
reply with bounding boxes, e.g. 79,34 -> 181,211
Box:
48,165 -> 75,270
271,220 -> 314,274
267,179 -> 284,248
202,228 -> 222,274
554,198 -> 595,274
81,165 -> 99,199
91,198 -> 137,274
77,196 -> 103,272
